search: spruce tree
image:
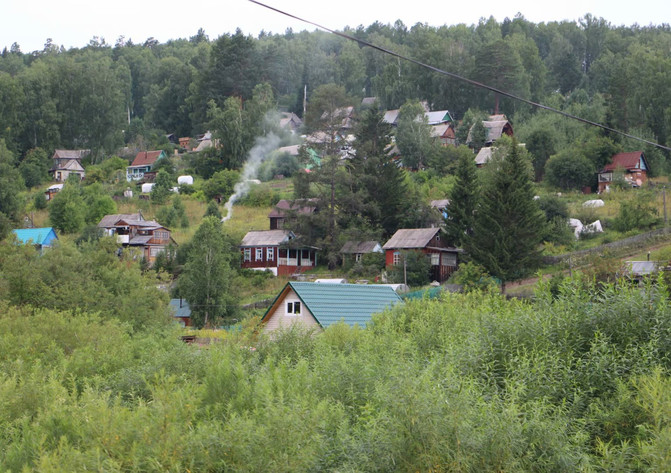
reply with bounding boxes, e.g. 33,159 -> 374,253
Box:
468,139 -> 545,285
446,150 -> 479,247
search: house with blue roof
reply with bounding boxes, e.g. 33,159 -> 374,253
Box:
12,227 -> 58,252
261,281 -> 403,334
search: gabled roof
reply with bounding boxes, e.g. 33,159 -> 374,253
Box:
383,228 -> 444,250
12,227 -> 58,246
240,229 -> 295,247
475,147 -> 494,166
602,151 -> 647,172
130,150 -> 165,168
169,299 -> 191,318
52,149 -> 89,160
268,199 -> 318,218
383,109 -> 400,125
425,110 -> 453,125
430,199 -> 450,210
340,240 -> 382,254
59,159 -> 85,172
98,213 -> 144,228
263,282 -> 403,329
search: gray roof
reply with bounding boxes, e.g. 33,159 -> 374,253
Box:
52,149 -> 89,160
240,230 -> 294,247
430,199 -> 450,209
383,228 -> 442,249
625,261 -> 658,276
128,235 -> 153,245
475,147 -> 494,165
340,240 -> 382,254
98,213 -> 144,228
425,110 -> 452,125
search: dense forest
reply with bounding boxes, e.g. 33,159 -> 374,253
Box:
1,15 -> 670,166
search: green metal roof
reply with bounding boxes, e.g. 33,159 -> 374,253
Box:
286,282 -> 403,328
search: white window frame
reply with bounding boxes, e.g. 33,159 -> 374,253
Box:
243,248 -> 251,262
266,247 -> 275,261
393,251 -> 401,266
255,248 -> 263,261
286,300 -> 301,316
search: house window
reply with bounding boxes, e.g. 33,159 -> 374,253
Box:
393,251 -> 401,266
286,301 -> 301,315
255,248 -> 263,261
243,249 -> 251,262
430,253 -> 440,266
266,247 -> 275,260
150,247 -> 164,257
442,253 -> 457,267
355,253 -> 362,262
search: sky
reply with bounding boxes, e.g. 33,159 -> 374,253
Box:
1,0 -> 669,53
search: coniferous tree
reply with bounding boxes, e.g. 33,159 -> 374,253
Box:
468,139 -> 545,285
446,150 -> 479,247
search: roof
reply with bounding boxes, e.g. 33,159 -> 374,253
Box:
425,110 -> 453,125
475,147 -> 494,165
240,229 -> 294,247
430,199 -> 450,209
128,235 -> 153,245
268,199 -> 317,218
383,228 -> 443,249
59,159 -> 85,172
430,123 -> 451,138
340,240 -> 382,254
383,109 -> 400,125
130,150 -> 165,168
264,282 -> 403,329
169,299 -> 191,318
602,151 -> 646,172
98,213 -> 144,228
52,149 -> 89,160
12,227 -> 58,246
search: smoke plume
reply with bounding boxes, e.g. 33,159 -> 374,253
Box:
221,132 -> 281,223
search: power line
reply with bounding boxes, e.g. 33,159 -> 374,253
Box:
249,0 -> 671,152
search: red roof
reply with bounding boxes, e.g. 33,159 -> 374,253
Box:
603,151 -> 644,172
130,150 -> 164,167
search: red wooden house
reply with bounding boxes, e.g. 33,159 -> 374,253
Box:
240,229 -> 318,276
598,151 -> 649,192
382,228 -> 461,283
98,213 -> 176,264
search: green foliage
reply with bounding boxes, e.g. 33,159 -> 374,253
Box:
176,217 -> 238,327
150,169 -> 173,204
545,150 -> 595,190
203,200 -> 221,219
449,261 -> 499,292
236,184 -> 280,207
18,147 -> 49,188
201,169 -> 240,201
469,139 -> 546,282
612,192 -> 660,232
48,181 -> 86,233
446,149 -> 479,247
387,250 -> 431,286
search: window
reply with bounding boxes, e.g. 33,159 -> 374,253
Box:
355,253 -> 362,262
286,301 -> 301,315
150,247 -> 164,257
243,248 -> 251,262
393,251 -> 401,266
430,253 -> 440,266
442,253 -> 457,267
255,248 -> 263,261
266,247 -> 275,260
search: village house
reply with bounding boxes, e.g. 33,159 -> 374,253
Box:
383,227 -> 461,283
279,112 -> 303,134
50,149 -> 89,182
598,151 -> 649,192
12,227 -> 58,253
44,183 -> 64,201
169,298 -> 192,327
340,240 -> 383,266
125,150 -> 168,182
260,281 -> 403,334
240,229 -> 318,276
98,212 -> 175,264
268,198 -> 318,230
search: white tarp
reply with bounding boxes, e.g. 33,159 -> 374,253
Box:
583,199 -> 605,208
177,175 -> 193,185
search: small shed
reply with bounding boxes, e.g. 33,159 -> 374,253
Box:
340,240 -> 383,265
169,298 -> 192,327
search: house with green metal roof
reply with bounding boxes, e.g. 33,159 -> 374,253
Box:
261,281 -> 403,333
12,227 -> 58,252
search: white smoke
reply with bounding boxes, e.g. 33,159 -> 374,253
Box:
221,132 -> 281,222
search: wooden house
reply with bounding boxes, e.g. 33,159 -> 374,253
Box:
268,199 -> 318,230
98,212 -> 175,264
467,114 -> 514,147
261,281 -> 402,334
598,151 -> 649,192
340,240 -> 383,265
240,229 -> 318,276
169,298 -> 192,327
279,112 -> 303,134
382,228 -> 461,283
431,123 -> 457,146
50,149 -> 89,182
126,150 -> 168,182
44,183 -> 64,201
